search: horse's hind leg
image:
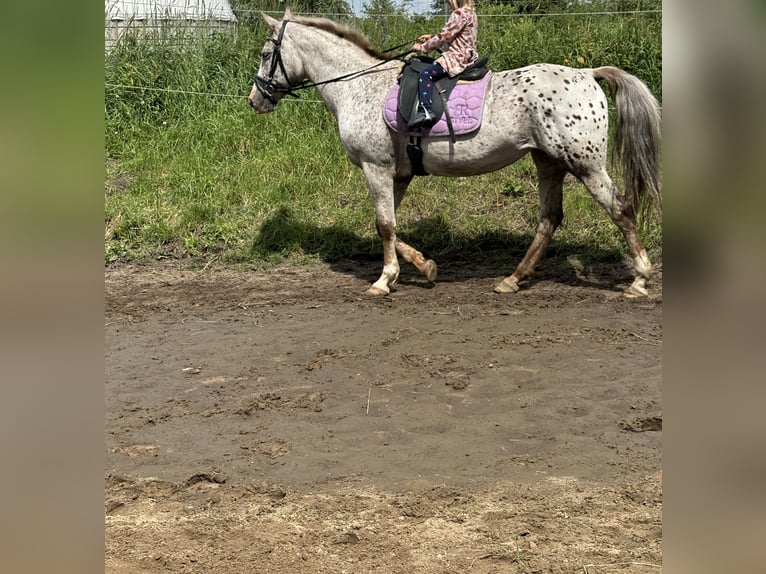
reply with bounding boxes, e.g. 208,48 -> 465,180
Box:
580,168 -> 653,296
496,151 -> 566,293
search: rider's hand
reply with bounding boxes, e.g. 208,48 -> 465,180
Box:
418,34 -> 433,43
412,42 -> 424,52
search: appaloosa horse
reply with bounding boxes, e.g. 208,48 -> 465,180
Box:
249,9 -> 661,297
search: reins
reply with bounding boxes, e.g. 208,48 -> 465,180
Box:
253,20 -> 414,105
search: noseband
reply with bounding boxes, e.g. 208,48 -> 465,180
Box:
253,20 -> 304,105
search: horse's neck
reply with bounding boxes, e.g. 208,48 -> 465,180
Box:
294,29 -> 385,111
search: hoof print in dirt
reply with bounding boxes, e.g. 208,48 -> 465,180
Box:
440,370 -> 470,390
619,416 -> 662,432
185,472 -> 226,487
333,532 -> 360,545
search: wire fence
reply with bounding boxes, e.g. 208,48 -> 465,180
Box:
241,9 -> 662,18
105,3 -> 662,49
105,82 -> 248,100
105,4 -> 662,104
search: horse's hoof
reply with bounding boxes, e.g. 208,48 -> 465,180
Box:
423,260 -> 438,283
366,285 -> 389,296
624,278 -> 649,298
624,284 -> 649,298
494,278 -> 520,294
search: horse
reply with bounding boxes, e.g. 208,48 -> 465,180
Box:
248,9 -> 661,297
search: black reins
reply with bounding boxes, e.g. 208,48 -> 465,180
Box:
253,20 -> 413,105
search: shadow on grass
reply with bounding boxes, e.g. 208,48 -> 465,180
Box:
250,206 -> 632,289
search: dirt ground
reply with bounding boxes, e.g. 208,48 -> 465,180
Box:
105,257 -> 662,574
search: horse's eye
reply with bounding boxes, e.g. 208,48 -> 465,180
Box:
261,52 -> 270,61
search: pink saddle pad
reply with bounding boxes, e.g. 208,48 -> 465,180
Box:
383,72 -> 492,137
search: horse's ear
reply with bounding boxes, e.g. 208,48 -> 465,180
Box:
261,11 -> 279,29
284,6 -> 294,19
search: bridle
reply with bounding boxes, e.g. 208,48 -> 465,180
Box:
252,20 -> 414,107
253,20 -> 300,105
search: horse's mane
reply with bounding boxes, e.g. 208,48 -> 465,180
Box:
289,15 -> 387,60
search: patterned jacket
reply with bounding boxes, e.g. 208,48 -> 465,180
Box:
421,7 -> 479,77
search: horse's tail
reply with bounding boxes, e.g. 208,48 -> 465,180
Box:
592,66 -> 662,219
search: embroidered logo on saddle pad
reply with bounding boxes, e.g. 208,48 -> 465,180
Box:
383,73 -> 492,137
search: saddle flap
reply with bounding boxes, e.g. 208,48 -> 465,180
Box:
396,56 -> 444,123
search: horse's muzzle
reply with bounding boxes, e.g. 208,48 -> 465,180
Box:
248,95 -> 260,110
248,92 -> 270,114
248,97 -> 275,115
248,83 -> 278,114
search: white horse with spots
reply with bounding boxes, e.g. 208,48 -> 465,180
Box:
249,9 -> 661,297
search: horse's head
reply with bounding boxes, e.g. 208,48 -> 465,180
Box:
249,9 -> 306,113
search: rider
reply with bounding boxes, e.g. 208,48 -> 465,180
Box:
408,0 -> 479,129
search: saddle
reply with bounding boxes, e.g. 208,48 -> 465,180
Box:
385,55 -> 490,176
397,55 -> 489,139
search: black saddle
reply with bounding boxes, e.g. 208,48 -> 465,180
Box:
397,55 -> 489,128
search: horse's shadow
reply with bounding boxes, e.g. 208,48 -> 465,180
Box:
250,206 -> 634,290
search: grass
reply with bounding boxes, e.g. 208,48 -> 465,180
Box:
105,8 -> 661,269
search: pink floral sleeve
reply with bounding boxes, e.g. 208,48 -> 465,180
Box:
420,8 -> 479,77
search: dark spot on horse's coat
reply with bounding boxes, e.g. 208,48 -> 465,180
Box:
572,114 -> 582,120
564,79 -> 571,84
538,93 -> 544,98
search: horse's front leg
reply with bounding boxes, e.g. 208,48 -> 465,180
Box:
392,175 -> 438,283
363,163 -> 399,295
395,239 -> 438,282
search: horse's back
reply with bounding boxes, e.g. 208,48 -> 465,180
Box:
488,63 -> 611,168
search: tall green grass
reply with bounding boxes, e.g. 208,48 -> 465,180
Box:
105,6 -> 661,267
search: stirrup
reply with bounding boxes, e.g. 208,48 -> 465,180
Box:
408,105 -> 435,129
